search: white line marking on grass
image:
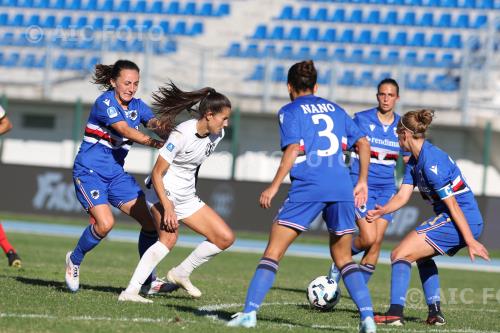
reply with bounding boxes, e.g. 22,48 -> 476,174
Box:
0,312 -> 188,324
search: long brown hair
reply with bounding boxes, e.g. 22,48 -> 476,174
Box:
152,81 -> 231,135
397,109 -> 434,138
92,59 -> 140,91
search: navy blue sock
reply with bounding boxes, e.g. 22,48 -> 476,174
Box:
389,259 -> 412,316
340,262 -> 374,320
138,229 -> 158,285
243,257 -> 279,313
418,259 -> 440,306
360,263 -> 375,283
70,224 -> 103,265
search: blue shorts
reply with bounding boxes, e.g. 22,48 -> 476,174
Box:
275,199 -> 356,235
73,167 -> 143,212
416,213 -> 483,256
355,187 -> 395,223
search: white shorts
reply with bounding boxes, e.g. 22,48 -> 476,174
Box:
144,187 -> 205,220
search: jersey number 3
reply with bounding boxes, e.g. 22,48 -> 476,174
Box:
312,114 -> 339,157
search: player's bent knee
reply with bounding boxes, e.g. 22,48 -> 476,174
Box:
214,231 -> 235,250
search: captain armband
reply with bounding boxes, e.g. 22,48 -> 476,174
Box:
436,184 -> 454,200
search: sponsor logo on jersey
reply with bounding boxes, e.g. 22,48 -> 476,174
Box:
125,110 -> 138,121
107,106 -> 118,118
90,190 -> 100,199
103,98 -> 110,106
166,143 -> 175,152
430,165 -> 438,175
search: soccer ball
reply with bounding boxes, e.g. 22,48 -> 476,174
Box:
307,275 -> 341,311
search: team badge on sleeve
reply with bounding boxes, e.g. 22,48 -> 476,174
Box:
166,143 -> 175,151
107,106 -> 118,118
279,113 -> 284,124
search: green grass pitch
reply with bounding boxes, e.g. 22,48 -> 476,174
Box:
0,231 -> 499,333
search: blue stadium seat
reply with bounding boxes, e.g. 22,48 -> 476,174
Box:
0,32 -> 14,45
99,0 -> 113,11
279,5 -> 293,20
349,49 -> 364,63
365,10 -> 380,24
332,47 -> 346,61
0,14 -> 7,26
460,0 -> 475,7
130,38 -> 144,52
331,8 -> 345,22
272,66 -> 286,82
2,0 -> 17,6
166,1 -> 180,15
35,0 -> 50,8
404,51 -> 418,65
172,21 -> 187,35
148,0 -> 162,13
108,17 -> 120,29
357,30 -> 371,44
409,32 -> 425,47
437,13 -> 452,27
427,33 -> 443,47
378,72 -> 392,82
10,14 -> 24,26
339,70 -> 355,86
358,71 -> 374,86
287,26 -> 301,40
125,18 -> 136,30
183,2 -> 196,16
133,0 -> 146,13
478,0 -> 493,8
438,53 -> 455,67
321,28 -> 336,42
422,0 -> 440,6
393,31 -> 407,45
400,12 -> 416,26
433,74 -> 459,91
3,52 -> 20,67
446,34 -> 462,48
60,16 -> 72,29
189,21 -> 203,35
374,31 -> 389,44
199,3 -> 213,16
314,8 -> 328,21
27,14 -> 40,27
313,47 -> 329,61
86,56 -> 100,71
366,49 -> 382,64
408,73 -> 428,90
84,0 -> 97,10
296,46 -> 312,59
215,3 -> 229,16
262,44 -> 276,58
159,20 -> 169,34
42,15 -> 55,28
383,11 -> 398,25
69,56 -> 85,71
247,65 -> 264,81
35,54 -> 46,68
421,52 -> 436,66
19,0 -> 33,7
419,12 -> 433,26
296,7 -> 311,20
406,0 -> 421,5
338,29 -> 353,43
76,16 -> 88,29
252,25 -> 267,39
277,45 -> 293,59
455,14 -> 469,28
349,9 -> 363,23
53,0 -> 65,9
67,0 -> 80,9
386,50 -> 400,64
117,0 -> 130,12
472,15 -> 487,28
441,0 -> 457,7
269,26 -> 283,40
304,27 -> 319,41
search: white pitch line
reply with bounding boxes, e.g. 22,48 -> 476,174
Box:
0,312 -> 188,323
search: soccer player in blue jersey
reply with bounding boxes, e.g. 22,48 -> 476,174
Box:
368,109 -> 489,326
65,60 -> 165,294
227,60 -> 376,333
328,78 -> 409,284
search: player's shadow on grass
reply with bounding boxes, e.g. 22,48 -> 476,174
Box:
14,276 -> 122,294
170,304 -> 350,331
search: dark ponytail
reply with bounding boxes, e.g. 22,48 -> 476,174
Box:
152,81 -> 231,135
92,59 -> 140,91
287,60 -> 317,93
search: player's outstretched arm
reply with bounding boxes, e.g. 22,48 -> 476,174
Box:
151,155 -> 178,232
259,143 -> 300,209
366,184 -> 413,222
442,196 -> 490,262
111,120 -> 164,148
353,137 -> 370,208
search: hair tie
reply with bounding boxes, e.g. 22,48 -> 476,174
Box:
399,119 -> 415,135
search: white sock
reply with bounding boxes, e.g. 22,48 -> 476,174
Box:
174,241 -> 222,277
125,241 -> 169,294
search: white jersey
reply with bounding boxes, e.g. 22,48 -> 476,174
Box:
0,105 -> 6,119
154,119 -> 224,200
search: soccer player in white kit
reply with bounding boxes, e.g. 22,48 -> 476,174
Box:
119,82 -> 235,303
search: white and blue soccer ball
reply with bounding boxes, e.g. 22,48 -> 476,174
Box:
307,275 -> 341,311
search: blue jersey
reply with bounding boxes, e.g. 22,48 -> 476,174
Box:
403,141 -> 482,224
74,90 -> 154,178
278,94 -> 364,202
350,108 -> 407,189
